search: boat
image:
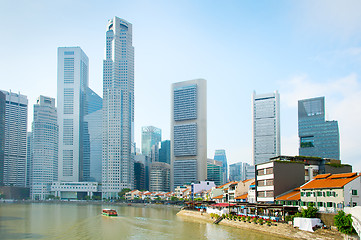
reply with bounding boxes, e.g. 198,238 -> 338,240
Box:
102,209 -> 118,216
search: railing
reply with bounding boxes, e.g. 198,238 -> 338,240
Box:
351,216 -> 361,237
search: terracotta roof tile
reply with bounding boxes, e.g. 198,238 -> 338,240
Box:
313,173 -> 332,179
301,173 -> 359,190
235,193 -> 248,200
276,190 -> 300,201
212,195 -> 224,199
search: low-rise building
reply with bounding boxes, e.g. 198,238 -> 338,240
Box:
51,182 -> 99,200
300,172 -> 361,212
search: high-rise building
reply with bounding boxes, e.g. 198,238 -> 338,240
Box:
1,90 -> 28,187
229,162 -> 255,182
252,91 -> 280,165
134,158 -> 146,190
214,149 -> 228,184
0,91 -> 5,186
31,96 -> 58,200
102,17 -> 135,198
141,126 -> 161,156
207,159 -> 223,186
298,97 -> 339,160
159,140 -> 171,164
57,47 -> 89,182
171,79 -> 207,189
149,162 -> 171,192
26,132 -> 32,187
84,88 -> 102,182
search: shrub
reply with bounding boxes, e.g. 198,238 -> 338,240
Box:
258,218 -> 264,225
247,216 -> 251,222
334,211 -> 356,235
241,216 -> 245,222
252,218 -> 258,224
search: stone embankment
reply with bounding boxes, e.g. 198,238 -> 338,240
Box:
176,210 -> 343,240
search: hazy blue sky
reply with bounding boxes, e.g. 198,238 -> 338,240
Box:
1,0 -> 361,170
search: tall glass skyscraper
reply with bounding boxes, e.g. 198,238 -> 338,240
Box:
171,79 -> 207,189
57,47 -> 89,182
0,91 -> 5,186
1,90 -> 28,187
214,149 -> 228,184
84,88 -> 102,183
102,17 -> 135,198
31,96 -> 58,200
159,140 -> 171,164
252,91 -> 280,165
141,126 -> 161,156
207,159 -> 223,186
298,97 -> 340,160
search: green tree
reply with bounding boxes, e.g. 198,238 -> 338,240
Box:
300,202 -> 318,218
170,196 -> 178,201
118,188 -> 132,198
334,211 -> 356,235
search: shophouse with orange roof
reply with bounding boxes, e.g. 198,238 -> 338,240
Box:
300,172 -> 361,212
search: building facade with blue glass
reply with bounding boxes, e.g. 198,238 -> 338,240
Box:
214,149 -> 228,185
298,97 -> 340,160
171,79 -> 207,189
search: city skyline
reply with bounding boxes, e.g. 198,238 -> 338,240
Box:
1,1 -> 361,171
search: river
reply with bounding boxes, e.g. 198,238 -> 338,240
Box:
0,203 -> 288,239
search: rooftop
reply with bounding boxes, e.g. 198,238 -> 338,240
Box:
300,172 -> 359,190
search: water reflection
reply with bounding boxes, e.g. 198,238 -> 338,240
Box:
0,203 -> 287,240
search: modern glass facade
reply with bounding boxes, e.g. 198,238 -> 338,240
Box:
171,79 -> 207,189
149,162 -> 170,192
141,126 -> 161,156
84,89 -> 102,183
31,96 -> 58,200
298,97 -> 340,160
159,140 -> 171,164
1,90 -> 28,187
214,149 -> 228,184
207,159 -> 223,186
252,91 -> 280,165
102,17 -> 135,198
0,91 -> 5,186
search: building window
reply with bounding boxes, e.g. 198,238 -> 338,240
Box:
327,202 -> 333,208
352,190 -> 358,196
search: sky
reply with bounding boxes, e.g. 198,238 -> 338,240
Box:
1,0 -> 361,170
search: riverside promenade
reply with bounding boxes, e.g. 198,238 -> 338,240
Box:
177,209 -> 343,240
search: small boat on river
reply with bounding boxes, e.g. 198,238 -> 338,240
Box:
102,209 -> 118,216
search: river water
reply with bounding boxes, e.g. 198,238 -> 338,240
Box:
0,203 -> 287,239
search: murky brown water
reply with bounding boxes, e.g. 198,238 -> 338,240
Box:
0,203 -> 288,239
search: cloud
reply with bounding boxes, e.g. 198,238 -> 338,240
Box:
279,74 -> 361,171
297,0 -> 361,39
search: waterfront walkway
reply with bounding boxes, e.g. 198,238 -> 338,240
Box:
177,210 -> 343,240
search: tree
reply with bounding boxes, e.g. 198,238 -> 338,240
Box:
118,188 -> 132,198
334,211 -> 356,235
170,196 -> 178,201
301,202 -> 318,218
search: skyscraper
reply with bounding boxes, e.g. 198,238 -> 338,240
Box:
84,88 -> 102,183
0,91 -> 5,186
159,140 -> 171,164
252,91 -> 280,165
171,79 -> 207,189
207,159 -> 223,186
102,17 -> 135,198
141,126 -> 161,156
57,47 -> 89,182
31,96 -> 58,200
298,97 -> 340,160
149,162 -> 171,192
1,90 -> 28,187
214,149 -> 228,184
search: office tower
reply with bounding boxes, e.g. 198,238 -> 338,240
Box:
149,162 -> 171,192
134,159 -> 146,190
252,91 -> 280,165
142,126 -> 161,156
57,47 -> 89,182
0,91 -> 5,186
26,132 -> 32,187
214,149 -> 228,184
1,90 -> 28,186
207,159 -> 223,186
171,79 -> 207,189
159,140 -> 171,164
298,97 -> 340,159
84,88 -> 102,182
31,96 -> 58,200
229,162 -> 255,182
102,17 -> 135,198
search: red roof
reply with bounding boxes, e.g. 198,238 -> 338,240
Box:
212,195 -> 224,199
211,203 -> 236,207
235,193 -> 248,200
275,189 -> 300,201
301,172 -> 359,190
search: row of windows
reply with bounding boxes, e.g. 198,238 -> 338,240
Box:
173,123 -> 197,157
